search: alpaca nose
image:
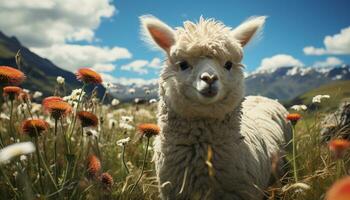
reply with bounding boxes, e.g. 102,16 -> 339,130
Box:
200,72 -> 218,85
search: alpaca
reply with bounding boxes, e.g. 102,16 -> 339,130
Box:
140,15 -> 292,200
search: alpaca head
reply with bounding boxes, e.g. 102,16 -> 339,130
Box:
141,16 -> 266,119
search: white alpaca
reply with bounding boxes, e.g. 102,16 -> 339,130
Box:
140,15 -> 292,200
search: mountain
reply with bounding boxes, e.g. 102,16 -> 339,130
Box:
245,65 -> 350,101
110,65 -> 350,102
0,31 -> 105,98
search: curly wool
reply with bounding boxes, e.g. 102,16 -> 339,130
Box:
154,96 -> 291,200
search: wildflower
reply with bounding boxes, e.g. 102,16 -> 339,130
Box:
145,89 -> 151,95
117,137 -> 130,146
312,94 -> 330,103
44,101 -> 72,120
0,66 -> 25,85
0,113 -> 10,120
33,91 -> 43,99
290,105 -> 307,111
21,119 -> 49,137
108,119 -> 117,129
131,123 -> 160,194
18,91 -> 30,102
3,86 -> 22,100
128,88 -> 135,94
20,155 -> 27,161
134,98 -> 140,104
76,68 -> 102,84
287,113 -> 302,125
111,98 -> 120,106
42,96 -> 63,107
138,123 -> 160,138
56,76 -> 65,84
119,122 -> 134,130
0,142 -> 35,165
100,172 -> 114,188
328,139 -> 350,159
77,111 -> 98,127
326,176 -> 350,200
84,127 -> 99,137
70,89 -> 86,101
149,98 -> 157,104
87,155 -> 101,177
121,116 -> 133,123
17,103 -> 28,115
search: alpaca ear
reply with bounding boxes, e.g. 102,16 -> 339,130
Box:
231,16 -> 267,47
140,15 -> 176,53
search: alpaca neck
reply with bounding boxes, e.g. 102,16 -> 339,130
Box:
157,98 -> 243,145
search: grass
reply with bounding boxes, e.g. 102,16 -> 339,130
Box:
0,77 -> 349,199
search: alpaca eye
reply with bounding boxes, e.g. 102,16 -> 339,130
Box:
179,61 -> 190,71
224,61 -> 233,70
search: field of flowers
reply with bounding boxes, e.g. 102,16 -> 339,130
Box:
0,63 -> 349,200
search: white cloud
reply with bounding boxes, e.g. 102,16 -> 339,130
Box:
120,57 -> 163,74
255,54 -> 304,73
121,60 -> 149,74
0,0 -> 134,74
92,63 -> 116,72
149,58 -> 162,68
32,44 -> 131,72
313,57 -> 343,68
0,0 -> 115,47
100,73 -> 158,86
303,27 -> 350,55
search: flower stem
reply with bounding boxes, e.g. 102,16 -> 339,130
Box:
68,84 -> 86,141
34,138 -> 44,194
122,144 -> 129,174
54,118 -> 59,185
35,137 -> 59,191
9,99 -> 15,140
130,137 -> 150,194
291,125 -> 298,182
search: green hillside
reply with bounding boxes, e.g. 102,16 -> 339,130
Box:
286,80 -> 350,112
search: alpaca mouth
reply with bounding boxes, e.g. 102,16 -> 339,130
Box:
199,87 -> 218,98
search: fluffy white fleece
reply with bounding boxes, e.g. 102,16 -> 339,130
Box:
154,96 -> 291,200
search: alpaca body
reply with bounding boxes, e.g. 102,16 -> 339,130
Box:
139,15 -> 292,200
154,96 -> 291,200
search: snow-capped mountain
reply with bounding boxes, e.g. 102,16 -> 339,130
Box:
245,64 -> 350,101
110,64 -> 350,102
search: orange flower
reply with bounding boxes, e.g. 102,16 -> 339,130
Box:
286,113 -> 302,125
3,86 -> 22,100
77,111 -> 98,127
44,101 -> 72,120
138,123 -> 160,138
87,155 -> 101,178
0,66 -> 25,85
76,68 -> 102,84
18,91 -> 31,102
21,119 -> 49,137
100,172 -> 114,188
326,176 -> 350,200
328,139 -> 350,159
42,96 -> 63,107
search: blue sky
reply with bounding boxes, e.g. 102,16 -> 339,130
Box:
98,0 -> 350,80
0,0 -> 349,84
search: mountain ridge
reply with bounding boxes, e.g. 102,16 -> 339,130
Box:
0,31 -> 105,98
